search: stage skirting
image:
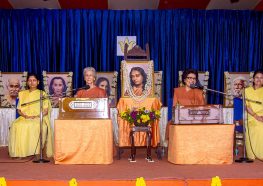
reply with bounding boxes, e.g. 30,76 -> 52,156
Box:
4,179 -> 263,186
168,124 -> 235,164
54,119 -> 113,164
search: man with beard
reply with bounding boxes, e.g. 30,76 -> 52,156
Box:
1,78 -> 21,107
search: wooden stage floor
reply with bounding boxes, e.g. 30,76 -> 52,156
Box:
1,147 -> 263,186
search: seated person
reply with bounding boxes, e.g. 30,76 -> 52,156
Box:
75,67 -> 107,98
166,69 -> 205,141
173,69 -> 205,106
8,73 -> 53,158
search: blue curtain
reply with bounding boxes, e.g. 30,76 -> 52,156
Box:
1,9 -> 263,112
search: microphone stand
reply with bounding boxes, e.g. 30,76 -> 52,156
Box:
200,86 -> 258,163
33,90 -> 49,163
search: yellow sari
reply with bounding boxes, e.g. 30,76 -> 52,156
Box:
8,89 -> 53,158
245,86 -> 263,159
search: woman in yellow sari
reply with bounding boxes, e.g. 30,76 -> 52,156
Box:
8,73 -> 53,158
245,70 -> 263,160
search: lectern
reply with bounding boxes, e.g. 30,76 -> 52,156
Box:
58,97 -> 109,119
54,97 -> 113,164
173,104 -> 223,124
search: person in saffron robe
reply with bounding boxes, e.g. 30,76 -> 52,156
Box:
173,69 -> 205,106
75,67 -> 106,98
8,73 -> 53,158
124,66 -> 149,97
166,69 -> 205,141
245,69 -> 263,160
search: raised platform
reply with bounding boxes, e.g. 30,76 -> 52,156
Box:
1,147 -> 263,186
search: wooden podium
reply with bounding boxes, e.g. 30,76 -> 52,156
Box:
58,97 -> 109,119
54,97 -> 113,164
173,104 -> 223,124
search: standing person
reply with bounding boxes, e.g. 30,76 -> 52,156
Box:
173,69 -> 205,106
245,69 -> 263,160
2,77 -> 21,107
49,77 -> 67,107
8,73 -> 53,158
75,67 -> 106,98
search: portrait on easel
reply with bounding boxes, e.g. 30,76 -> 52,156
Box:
224,72 -> 253,107
121,60 -> 154,98
96,71 -> 118,107
43,71 -> 73,108
0,72 -> 27,108
154,71 -> 163,101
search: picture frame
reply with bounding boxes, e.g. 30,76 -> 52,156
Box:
224,72 -> 254,107
96,71 -> 118,107
154,71 -> 163,101
0,71 -> 28,108
121,60 -> 154,100
43,71 -> 73,108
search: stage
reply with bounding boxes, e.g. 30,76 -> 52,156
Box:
1,147 -> 263,186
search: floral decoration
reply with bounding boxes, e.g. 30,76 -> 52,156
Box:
211,176 -> 222,186
120,107 -> 160,127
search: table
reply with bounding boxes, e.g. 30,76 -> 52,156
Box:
54,119 -> 113,164
168,124 -> 234,164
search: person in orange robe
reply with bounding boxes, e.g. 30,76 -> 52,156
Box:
173,69 -> 205,106
75,67 -> 106,98
166,69 -> 206,141
124,66 -> 152,97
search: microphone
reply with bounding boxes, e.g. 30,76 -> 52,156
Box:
78,85 -> 90,90
190,84 -> 204,89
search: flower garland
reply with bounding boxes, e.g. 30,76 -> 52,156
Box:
122,60 -> 153,103
0,71 -> 4,97
224,71 -> 233,106
154,71 -> 162,99
109,71 -> 118,106
249,71 -> 254,87
21,71 -> 28,90
203,71 -> 209,99
66,72 -> 73,97
42,71 -> 49,94
178,71 -> 183,87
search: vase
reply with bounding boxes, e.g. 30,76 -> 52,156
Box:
133,122 -> 149,127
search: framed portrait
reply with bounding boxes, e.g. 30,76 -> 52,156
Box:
224,72 -> 254,107
154,71 -> 163,101
178,71 -> 209,100
96,71 -> 118,107
121,60 -> 154,100
42,71 -> 73,108
0,71 -> 28,108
